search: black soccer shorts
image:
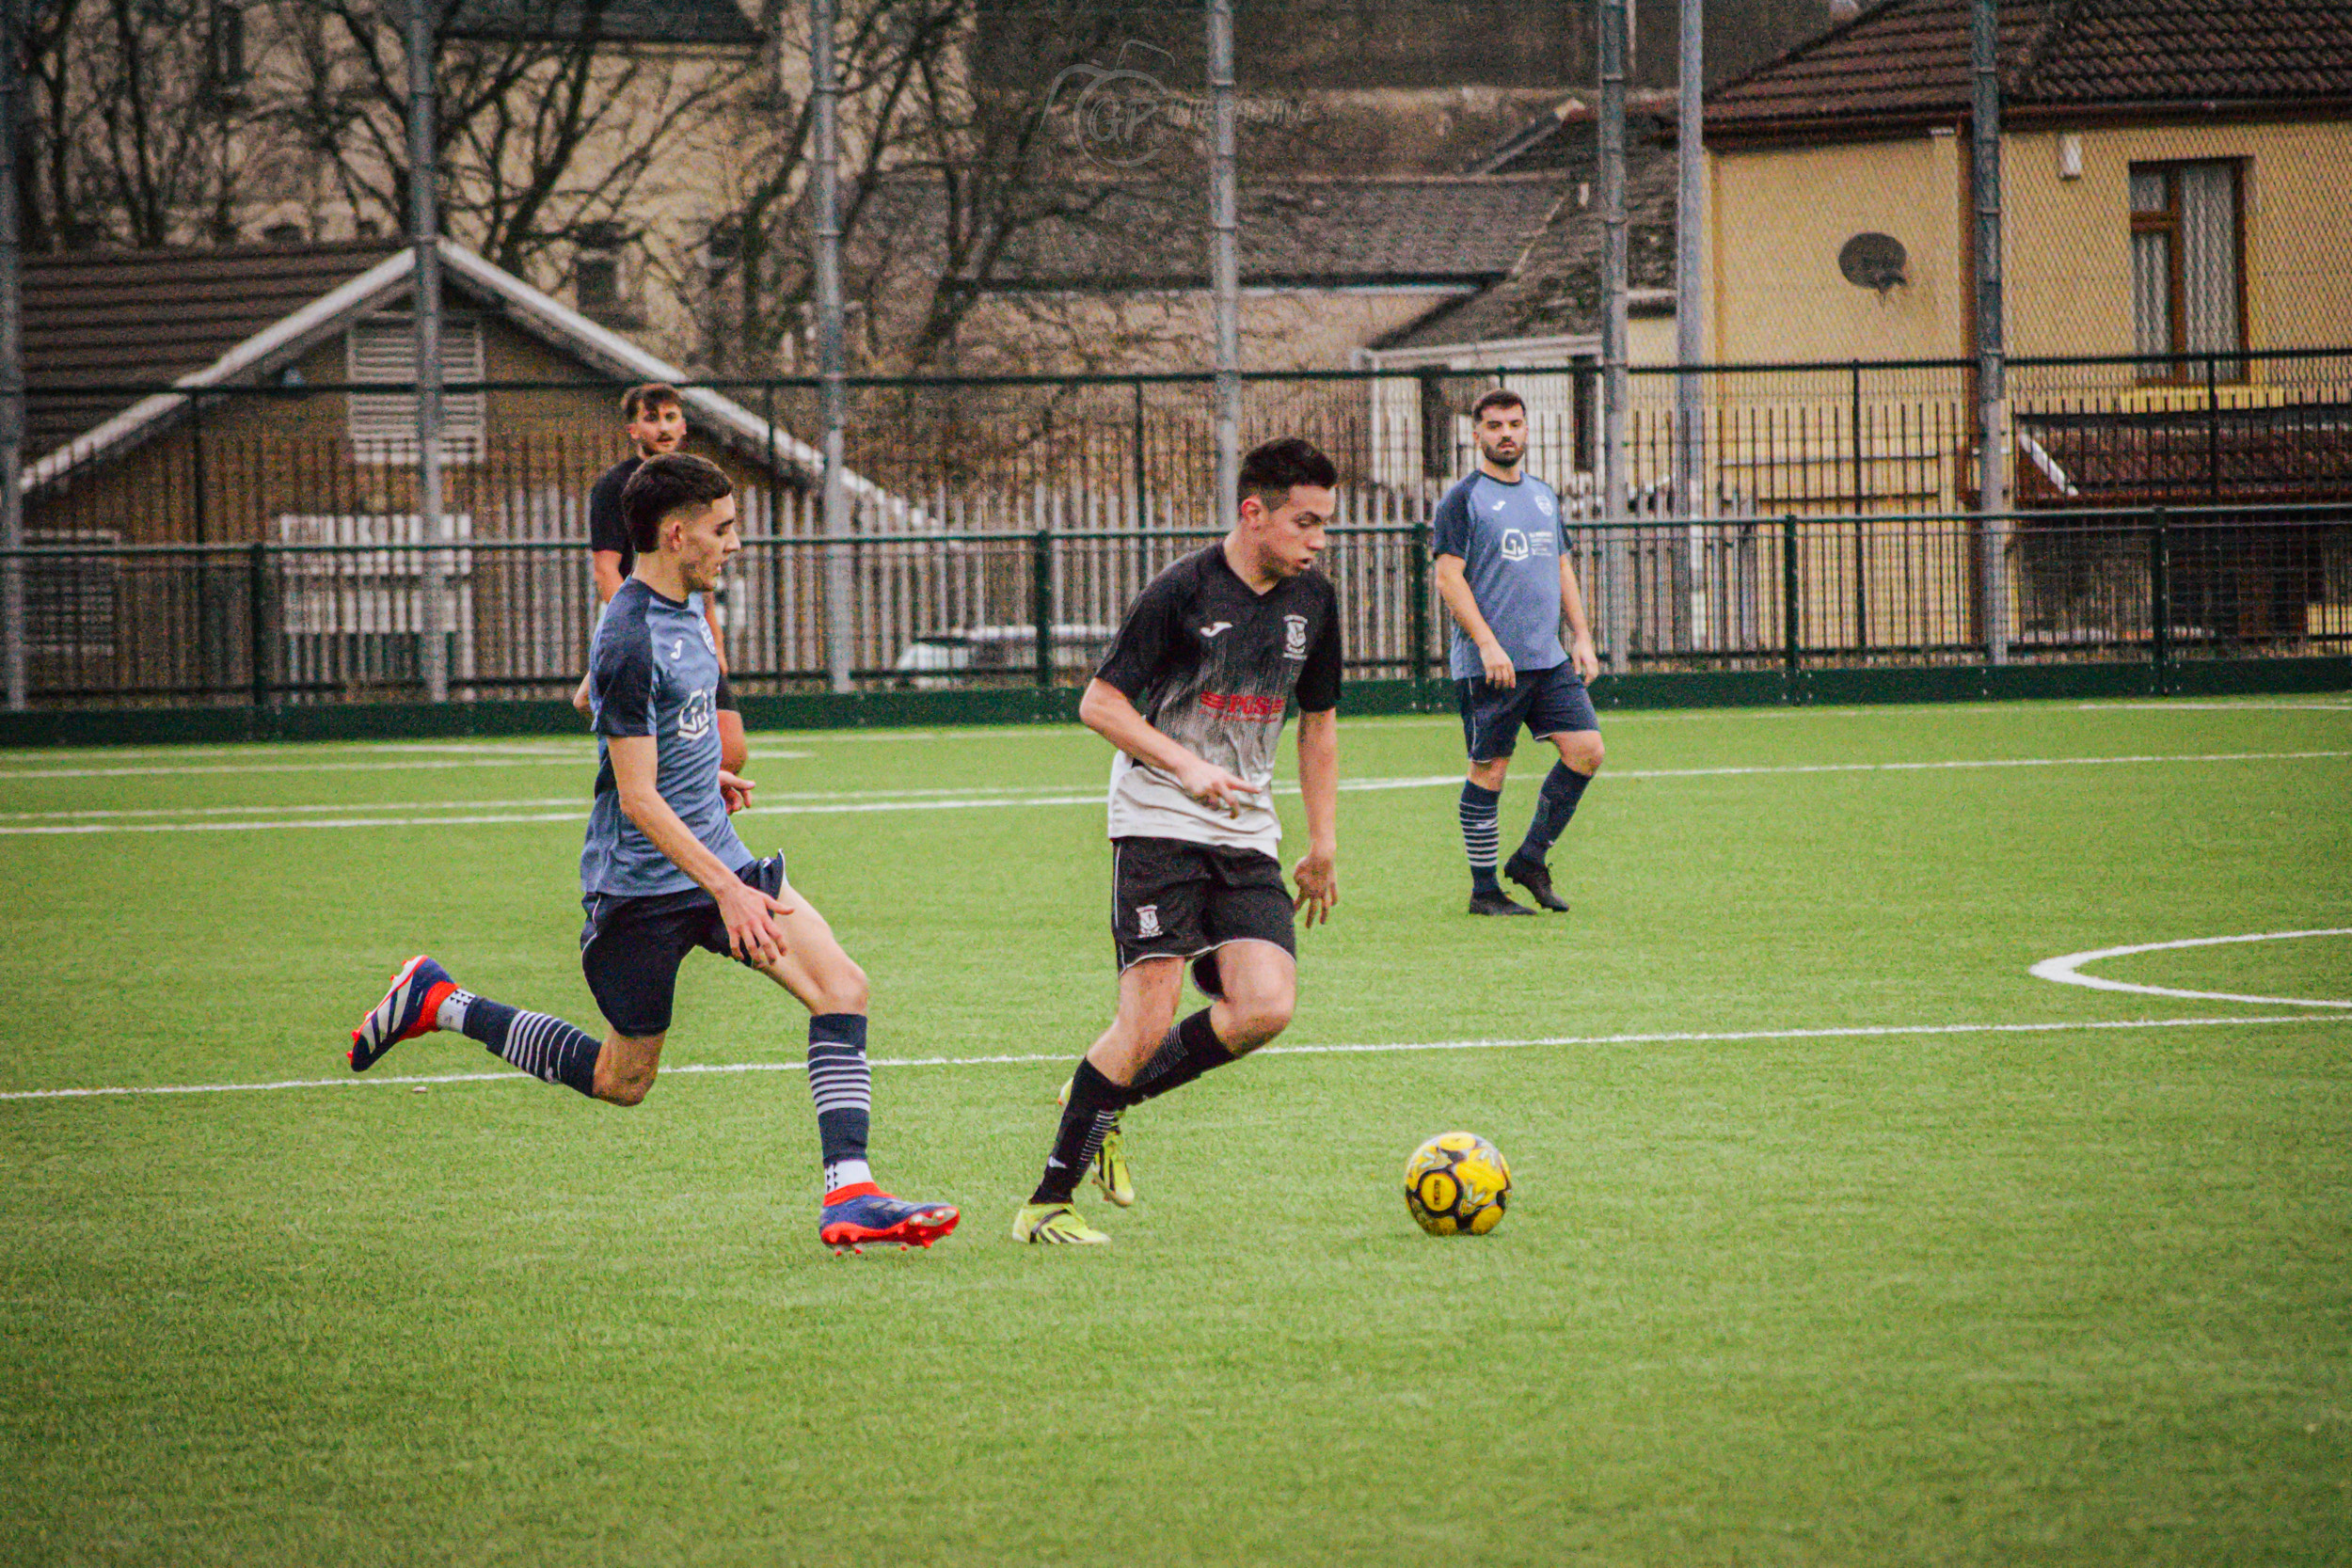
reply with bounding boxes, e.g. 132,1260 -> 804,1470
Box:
1455,660 -> 1600,762
1111,835 -> 1295,999
579,851 -> 787,1038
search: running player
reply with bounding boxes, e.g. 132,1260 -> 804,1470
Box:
1434,388 -> 1604,916
574,383 -> 748,790
1012,437 -> 1343,1245
353,453 -> 957,1253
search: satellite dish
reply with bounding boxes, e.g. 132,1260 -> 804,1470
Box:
1838,232 -> 1909,293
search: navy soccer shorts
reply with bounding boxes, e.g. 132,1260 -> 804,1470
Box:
580,850 -> 787,1038
1111,836 -> 1295,999
1454,660 -> 1599,763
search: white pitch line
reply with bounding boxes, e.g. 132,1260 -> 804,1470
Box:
1,1012 -> 2343,1103
4,748 -> 2346,836
2030,928 -> 2352,1009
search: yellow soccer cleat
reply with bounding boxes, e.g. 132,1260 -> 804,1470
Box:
1011,1201 -> 1111,1245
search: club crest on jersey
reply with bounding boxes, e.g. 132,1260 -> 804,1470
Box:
1283,613 -> 1309,658
1135,904 -> 1161,938
1534,489 -> 1556,517
677,687 -> 714,741
1499,528 -> 1531,562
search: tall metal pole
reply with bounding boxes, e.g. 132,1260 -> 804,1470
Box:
1598,0 -> 1631,673
405,0 -> 448,702
1208,0 -> 1239,521
813,0 -> 850,691
1971,0 -> 2009,664
0,0 -> 24,711
1674,0 -> 1704,515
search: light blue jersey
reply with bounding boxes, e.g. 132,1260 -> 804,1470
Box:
580,578 -> 750,899
1431,470 -> 1568,680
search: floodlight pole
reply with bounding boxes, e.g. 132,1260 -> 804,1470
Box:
813,0 -> 850,692
1971,0 -> 2010,664
1598,0 -> 1631,674
405,0 -> 449,703
0,0 -> 24,712
1674,0 -> 1705,516
1208,0 -> 1239,522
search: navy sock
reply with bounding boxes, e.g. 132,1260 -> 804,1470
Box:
1459,781 -> 1502,894
451,991 -> 600,1098
1516,761 -> 1594,863
1032,1059 -> 1133,1205
1128,1009 -> 1235,1105
807,1013 -> 872,1190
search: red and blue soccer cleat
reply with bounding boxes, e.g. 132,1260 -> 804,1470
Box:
818,1183 -> 961,1254
350,954 -> 458,1071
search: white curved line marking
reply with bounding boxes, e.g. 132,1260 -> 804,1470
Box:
1,1012 -> 2343,1101
2029,929 -> 2352,1008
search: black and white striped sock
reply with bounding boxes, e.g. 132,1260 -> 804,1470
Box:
448,991 -> 601,1097
1459,781 -> 1502,894
808,1013 -> 872,1193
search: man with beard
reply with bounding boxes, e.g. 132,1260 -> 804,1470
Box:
1432,388 -> 1604,916
575,384 -> 747,786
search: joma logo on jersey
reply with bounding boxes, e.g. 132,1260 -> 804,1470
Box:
1283,613 -> 1309,658
677,687 -> 714,741
1135,904 -> 1161,938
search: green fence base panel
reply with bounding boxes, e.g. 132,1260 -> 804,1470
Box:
2,658 -> 2346,750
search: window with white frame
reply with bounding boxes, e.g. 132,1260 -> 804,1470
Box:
2130,160 -> 2245,381
346,315 -> 486,463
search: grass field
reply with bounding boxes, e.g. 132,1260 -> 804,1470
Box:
1,695 -> 2347,1566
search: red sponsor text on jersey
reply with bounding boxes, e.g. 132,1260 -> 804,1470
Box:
1197,690 -> 1286,722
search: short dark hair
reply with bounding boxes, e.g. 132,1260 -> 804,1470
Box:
1237,436 -> 1338,512
1471,388 -> 1526,421
620,453 -> 732,554
620,382 -> 682,423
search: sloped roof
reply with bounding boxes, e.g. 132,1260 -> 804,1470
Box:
24,242 -> 395,451
850,175 -> 1563,290
1708,0 -> 2352,137
21,239 -> 911,517
442,0 -> 759,47
1376,112 -> 1677,353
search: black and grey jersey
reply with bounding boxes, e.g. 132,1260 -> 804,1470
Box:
1094,545 -> 1342,854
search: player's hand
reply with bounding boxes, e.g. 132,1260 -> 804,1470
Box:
1174,758 -> 1261,816
1569,633 -> 1599,684
718,881 -> 794,967
718,768 -> 755,815
1292,847 -> 1338,927
570,670 -> 595,718
1478,639 -> 1516,689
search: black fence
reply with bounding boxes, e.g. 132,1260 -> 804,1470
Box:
6,504 -> 2345,707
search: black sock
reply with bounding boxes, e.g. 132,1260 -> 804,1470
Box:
1459,781 -> 1502,894
1515,760 -> 1593,864
1031,1059 -> 1133,1206
1128,1008 -> 1236,1105
449,991 -> 600,1098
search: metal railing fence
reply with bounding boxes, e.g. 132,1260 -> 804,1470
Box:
6,503 -> 2344,707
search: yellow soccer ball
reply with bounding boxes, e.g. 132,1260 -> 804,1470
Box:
1404,1131 -> 1511,1236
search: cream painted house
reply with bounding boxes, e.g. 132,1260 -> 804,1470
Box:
1703,0 -> 2352,515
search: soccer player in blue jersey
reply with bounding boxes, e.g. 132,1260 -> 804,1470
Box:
350,453 -> 958,1253
1433,388 -> 1604,916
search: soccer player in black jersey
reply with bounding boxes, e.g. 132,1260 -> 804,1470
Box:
572,383 -> 748,789
1013,437 -> 1343,1245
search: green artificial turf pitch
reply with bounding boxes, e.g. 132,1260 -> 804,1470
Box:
1,696 -> 2347,1566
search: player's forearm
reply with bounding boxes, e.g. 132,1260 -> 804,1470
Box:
1079,680 -> 1207,780
704,601 -> 728,673
592,552 -> 627,603
1434,558 -> 1502,649
617,787 -> 745,899
1295,710 -> 1338,853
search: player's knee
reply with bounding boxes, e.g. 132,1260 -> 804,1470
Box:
597,1064 -> 658,1107
1225,988 -> 1295,1046
813,959 -> 868,1017
1564,731 -> 1604,772
1468,757 -> 1509,790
